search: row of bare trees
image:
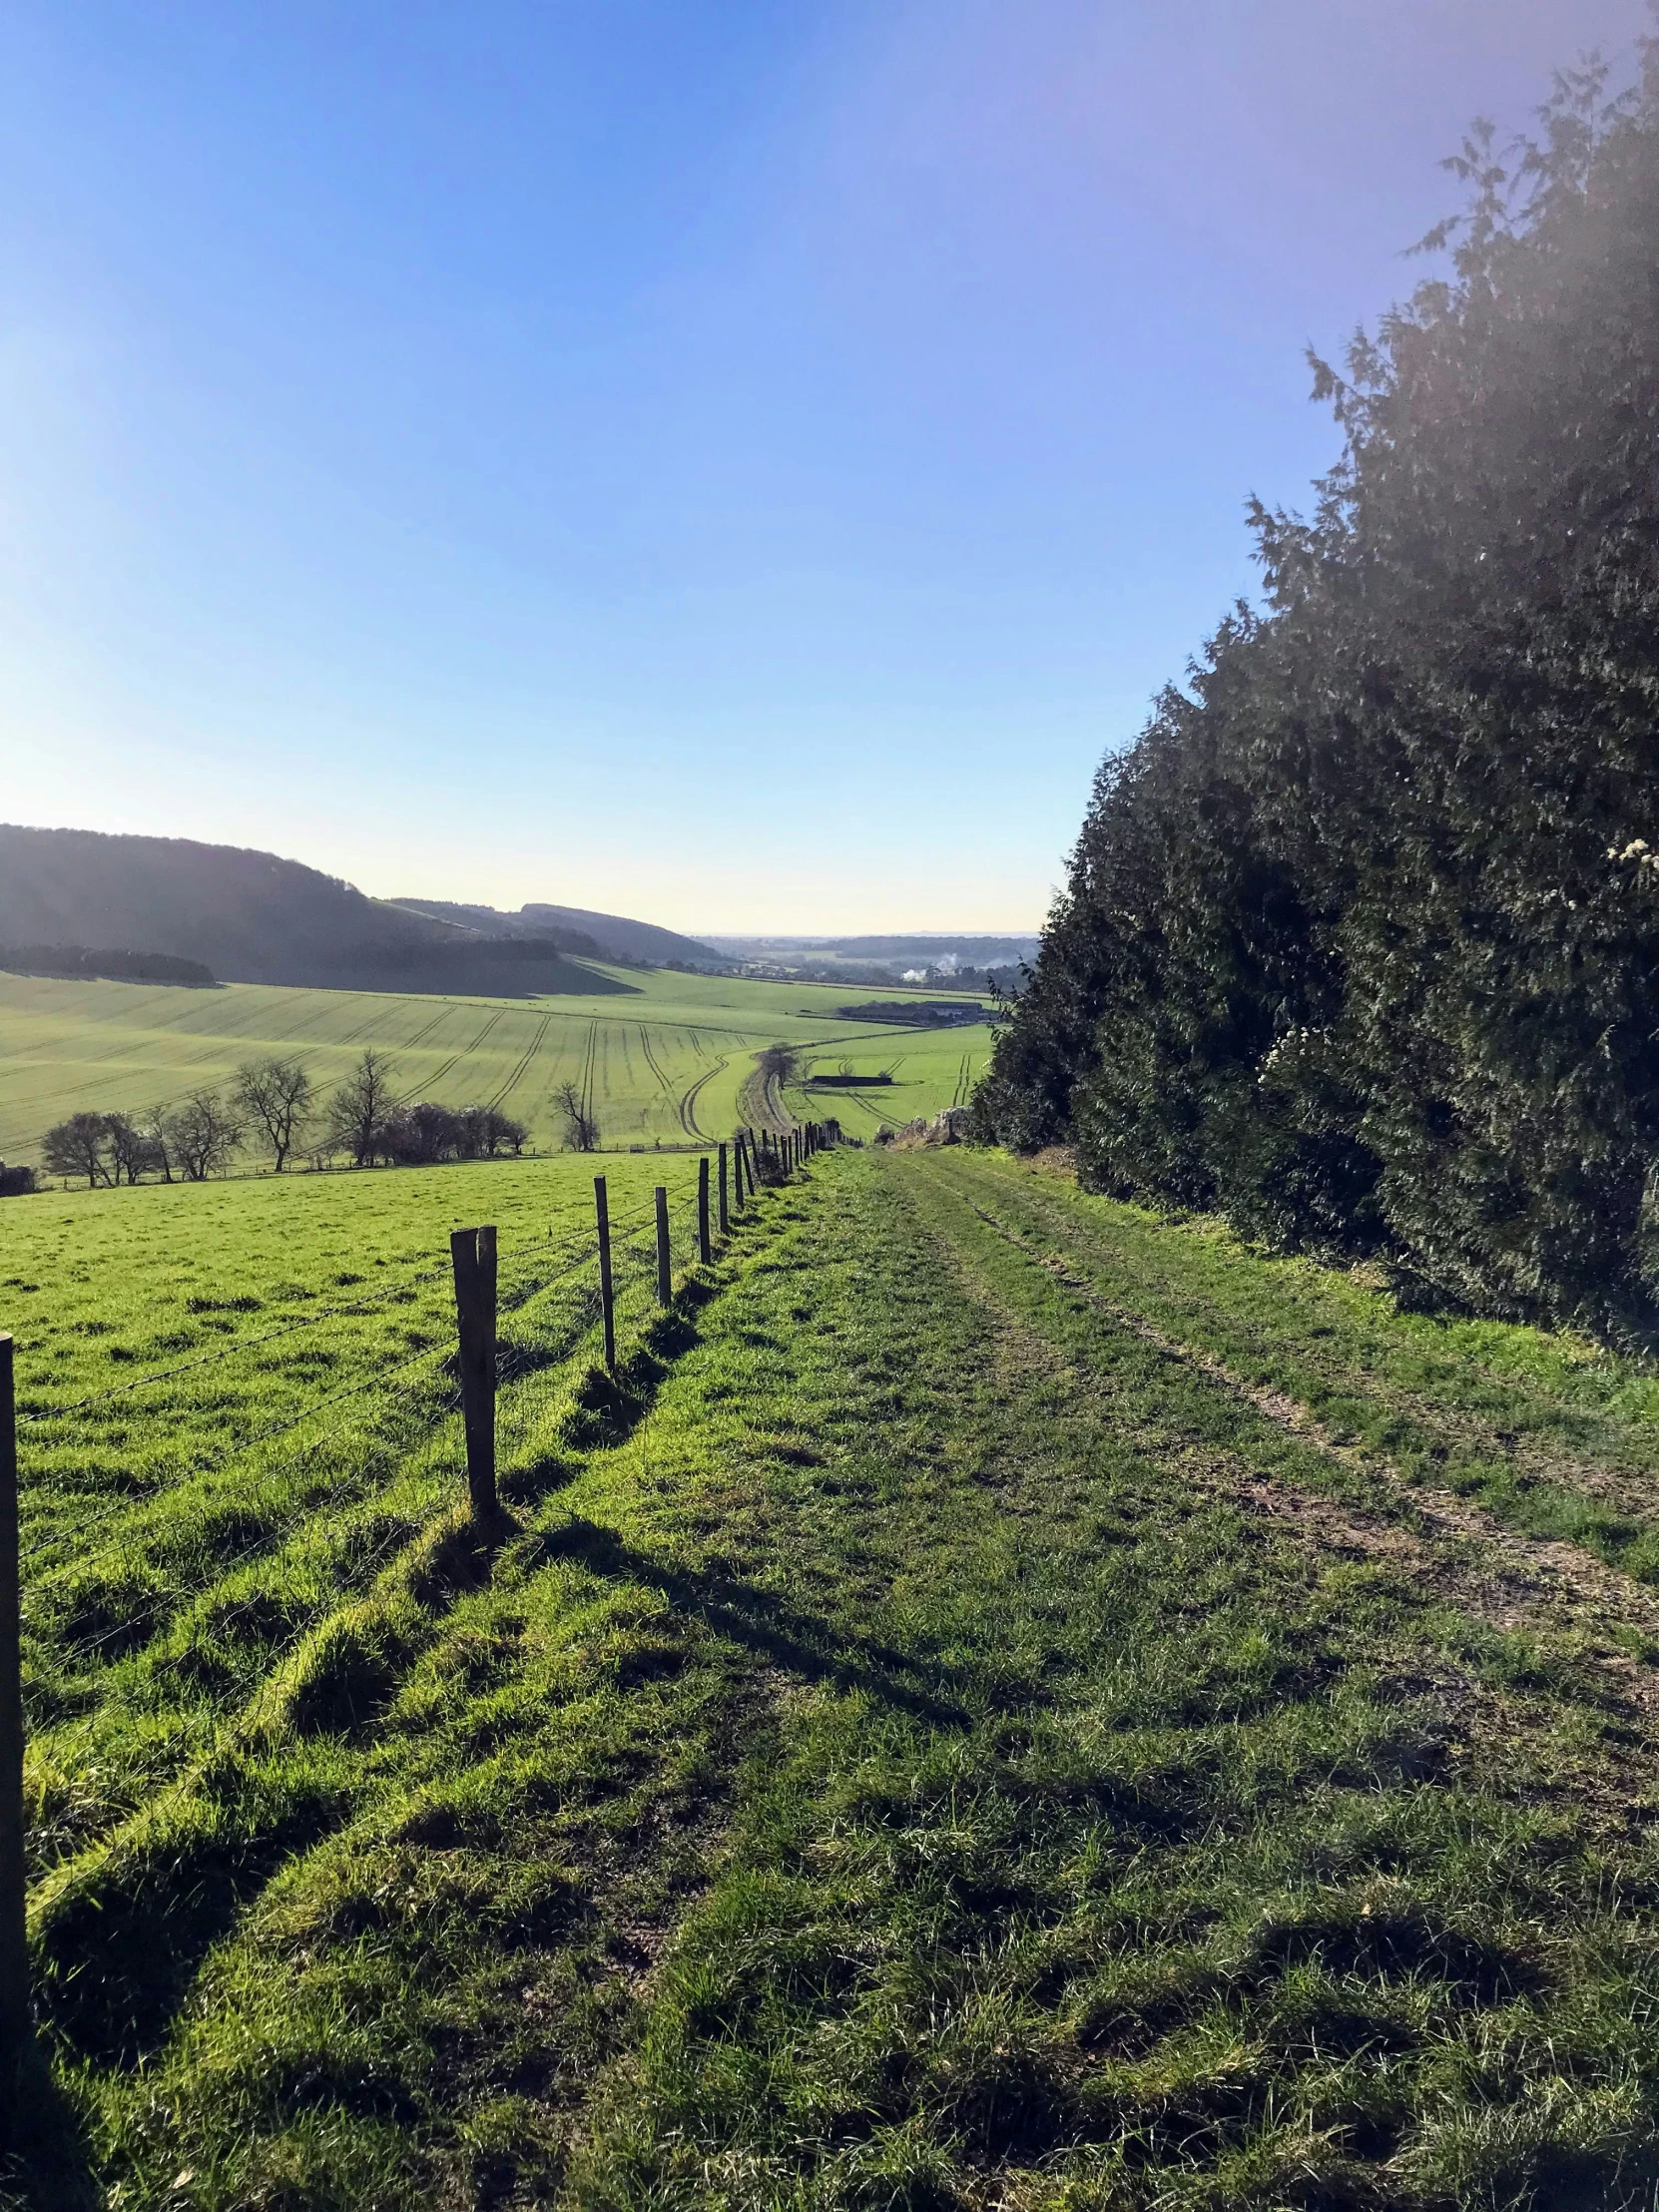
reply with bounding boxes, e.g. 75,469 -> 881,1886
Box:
325,1052 -> 526,1166
38,1051 -> 529,1186
42,1089 -> 251,1186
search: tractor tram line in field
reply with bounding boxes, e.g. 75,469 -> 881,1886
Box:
636,1026 -> 675,1112
676,1055 -> 727,1138
580,1017 -> 601,1131
2,966 -> 996,1166
387,1002 -> 508,1110
5,993 -> 481,1162
482,1013 -> 551,1116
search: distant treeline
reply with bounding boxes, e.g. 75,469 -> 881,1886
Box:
0,943 -> 216,986
835,1001 -> 990,1027
975,55 -> 1659,1335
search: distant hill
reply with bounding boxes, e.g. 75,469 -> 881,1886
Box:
0,827 -> 635,997
394,897 -> 724,969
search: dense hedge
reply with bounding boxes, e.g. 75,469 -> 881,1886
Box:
974,51 -> 1659,1333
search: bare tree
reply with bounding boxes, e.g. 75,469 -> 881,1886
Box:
471,1105 -> 527,1156
382,1101 -> 458,1165
139,1106 -> 176,1183
325,1049 -> 396,1167
169,1090 -> 242,1181
552,1081 -> 599,1152
236,1056 -> 312,1172
104,1114 -> 161,1185
42,1112 -> 111,1187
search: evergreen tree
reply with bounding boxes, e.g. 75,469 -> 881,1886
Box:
976,46 -> 1659,1332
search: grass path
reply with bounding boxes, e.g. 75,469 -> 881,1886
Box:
14,1148 -> 1659,2209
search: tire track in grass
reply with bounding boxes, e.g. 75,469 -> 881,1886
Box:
893,1152 -> 1659,1715
737,1054 -> 795,1133
943,1151 -> 1659,1587
637,1027 -> 672,1108
875,1158 -> 1659,1856
677,1057 -> 727,1139
581,1018 -> 601,1128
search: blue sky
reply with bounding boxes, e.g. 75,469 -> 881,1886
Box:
0,1 -> 1648,932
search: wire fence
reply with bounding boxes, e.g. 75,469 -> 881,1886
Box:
12,1128 -> 834,1596
0,1120 -> 842,2062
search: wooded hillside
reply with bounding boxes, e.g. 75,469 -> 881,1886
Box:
0,828 -> 634,996
975,52 -> 1659,1335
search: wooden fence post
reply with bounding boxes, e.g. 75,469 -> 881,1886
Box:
450,1227 -> 497,1517
594,1176 -> 616,1373
655,1186 -> 672,1305
698,1156 -> 712,1265
718,1143 -> 730,1237
0,1336 -> 28,2107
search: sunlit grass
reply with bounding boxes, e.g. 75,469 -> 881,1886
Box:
10,1146 -> 1659,2209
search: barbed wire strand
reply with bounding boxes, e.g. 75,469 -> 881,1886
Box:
14,1205 -> 638,1425
13,1258 -> 465,1426
13,1179 -> 713,1658
25,1412 -> 467,1668
19,1337 -> 458,1573
17,1254 -> 620,1593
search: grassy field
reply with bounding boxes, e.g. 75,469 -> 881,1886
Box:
12,1144 -> 1659,2208
782,1027 -> 988,1137
0,965 -> 993,1168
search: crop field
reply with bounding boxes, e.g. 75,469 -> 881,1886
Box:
13,1142 -> 1659,2209
0,966 -> 993,1169
784,1026 -> 989,1135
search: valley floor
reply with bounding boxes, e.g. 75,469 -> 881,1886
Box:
15,1147 -> 1659,2209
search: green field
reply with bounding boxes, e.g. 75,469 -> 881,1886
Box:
0,965 -> 993,1170
12,1143 -> 1659,2207
781,1027 -> 985,1137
